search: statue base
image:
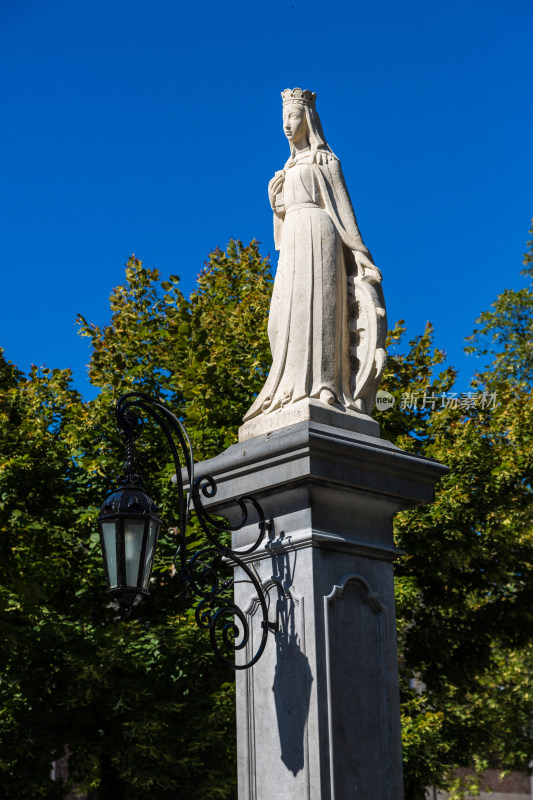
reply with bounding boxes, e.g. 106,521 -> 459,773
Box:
238,398 -> 380,442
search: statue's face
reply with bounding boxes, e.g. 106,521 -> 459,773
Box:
283,103 -> 307,144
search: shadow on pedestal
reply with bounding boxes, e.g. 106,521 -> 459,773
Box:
271,551 -> 313,776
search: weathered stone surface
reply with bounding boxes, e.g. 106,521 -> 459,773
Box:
191,420 -> 448,799
242,89 -> 387,437
239,397 -> 379,441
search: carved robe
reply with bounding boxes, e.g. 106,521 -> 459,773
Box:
243,149 -> 386,422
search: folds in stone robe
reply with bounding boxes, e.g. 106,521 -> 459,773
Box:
243,148 -> 386,423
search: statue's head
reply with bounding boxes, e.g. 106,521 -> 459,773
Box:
281,88 -> 331,159
283,102 -> 308,145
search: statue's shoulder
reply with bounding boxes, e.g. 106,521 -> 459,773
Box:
315,150 -> 339,167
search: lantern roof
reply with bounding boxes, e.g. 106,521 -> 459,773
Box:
99,484 -> 161,520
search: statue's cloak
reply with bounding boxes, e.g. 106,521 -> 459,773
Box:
244,151 -> 386,422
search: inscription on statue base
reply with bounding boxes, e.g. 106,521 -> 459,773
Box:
238,398 -> 380,442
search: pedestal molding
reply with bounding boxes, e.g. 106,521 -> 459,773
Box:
187,421 -> 448,519
230,527 -> 404,564
325,573 -> 385,613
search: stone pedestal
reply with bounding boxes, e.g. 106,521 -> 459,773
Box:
193,419 -> 447,800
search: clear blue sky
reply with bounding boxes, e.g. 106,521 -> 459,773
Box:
1,0 -> 531,398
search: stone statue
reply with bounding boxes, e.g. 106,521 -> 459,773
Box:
241,88 -> 386,438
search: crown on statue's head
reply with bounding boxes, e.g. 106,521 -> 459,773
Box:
281,88 -> 316,107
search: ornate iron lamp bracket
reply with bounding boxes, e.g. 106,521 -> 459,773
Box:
108,391 -> 275,670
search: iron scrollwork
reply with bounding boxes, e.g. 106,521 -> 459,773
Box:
114,391 -> 274,669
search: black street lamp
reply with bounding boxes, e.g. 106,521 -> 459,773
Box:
97,392 -> 275,669
98,481 -> 161,608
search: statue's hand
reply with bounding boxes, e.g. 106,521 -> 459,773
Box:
268,171 -> 285,208
354,250 -> 382,281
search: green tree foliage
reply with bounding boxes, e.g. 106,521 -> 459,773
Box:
465,223 -> 533,384
0,241 -> 272,799
2,229 -> 533,799
378,221 -> 533,798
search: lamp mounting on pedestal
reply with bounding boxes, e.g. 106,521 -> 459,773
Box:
97,391 -> 274,670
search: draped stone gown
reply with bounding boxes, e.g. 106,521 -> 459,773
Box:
244,151 -> 355,420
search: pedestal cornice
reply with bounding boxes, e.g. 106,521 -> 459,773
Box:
190,420 -> 449,517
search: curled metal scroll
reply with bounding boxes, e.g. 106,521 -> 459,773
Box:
114,391 -> 274,670
190,478 -> 272,668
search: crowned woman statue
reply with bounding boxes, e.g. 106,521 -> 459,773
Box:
242,88 -> 387,432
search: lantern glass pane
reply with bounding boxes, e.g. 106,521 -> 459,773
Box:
124,519 -> 146,587
101,522 -> 118,588
143,519 -> 160,589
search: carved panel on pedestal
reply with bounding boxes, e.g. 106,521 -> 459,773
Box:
324,574 -> 397,799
